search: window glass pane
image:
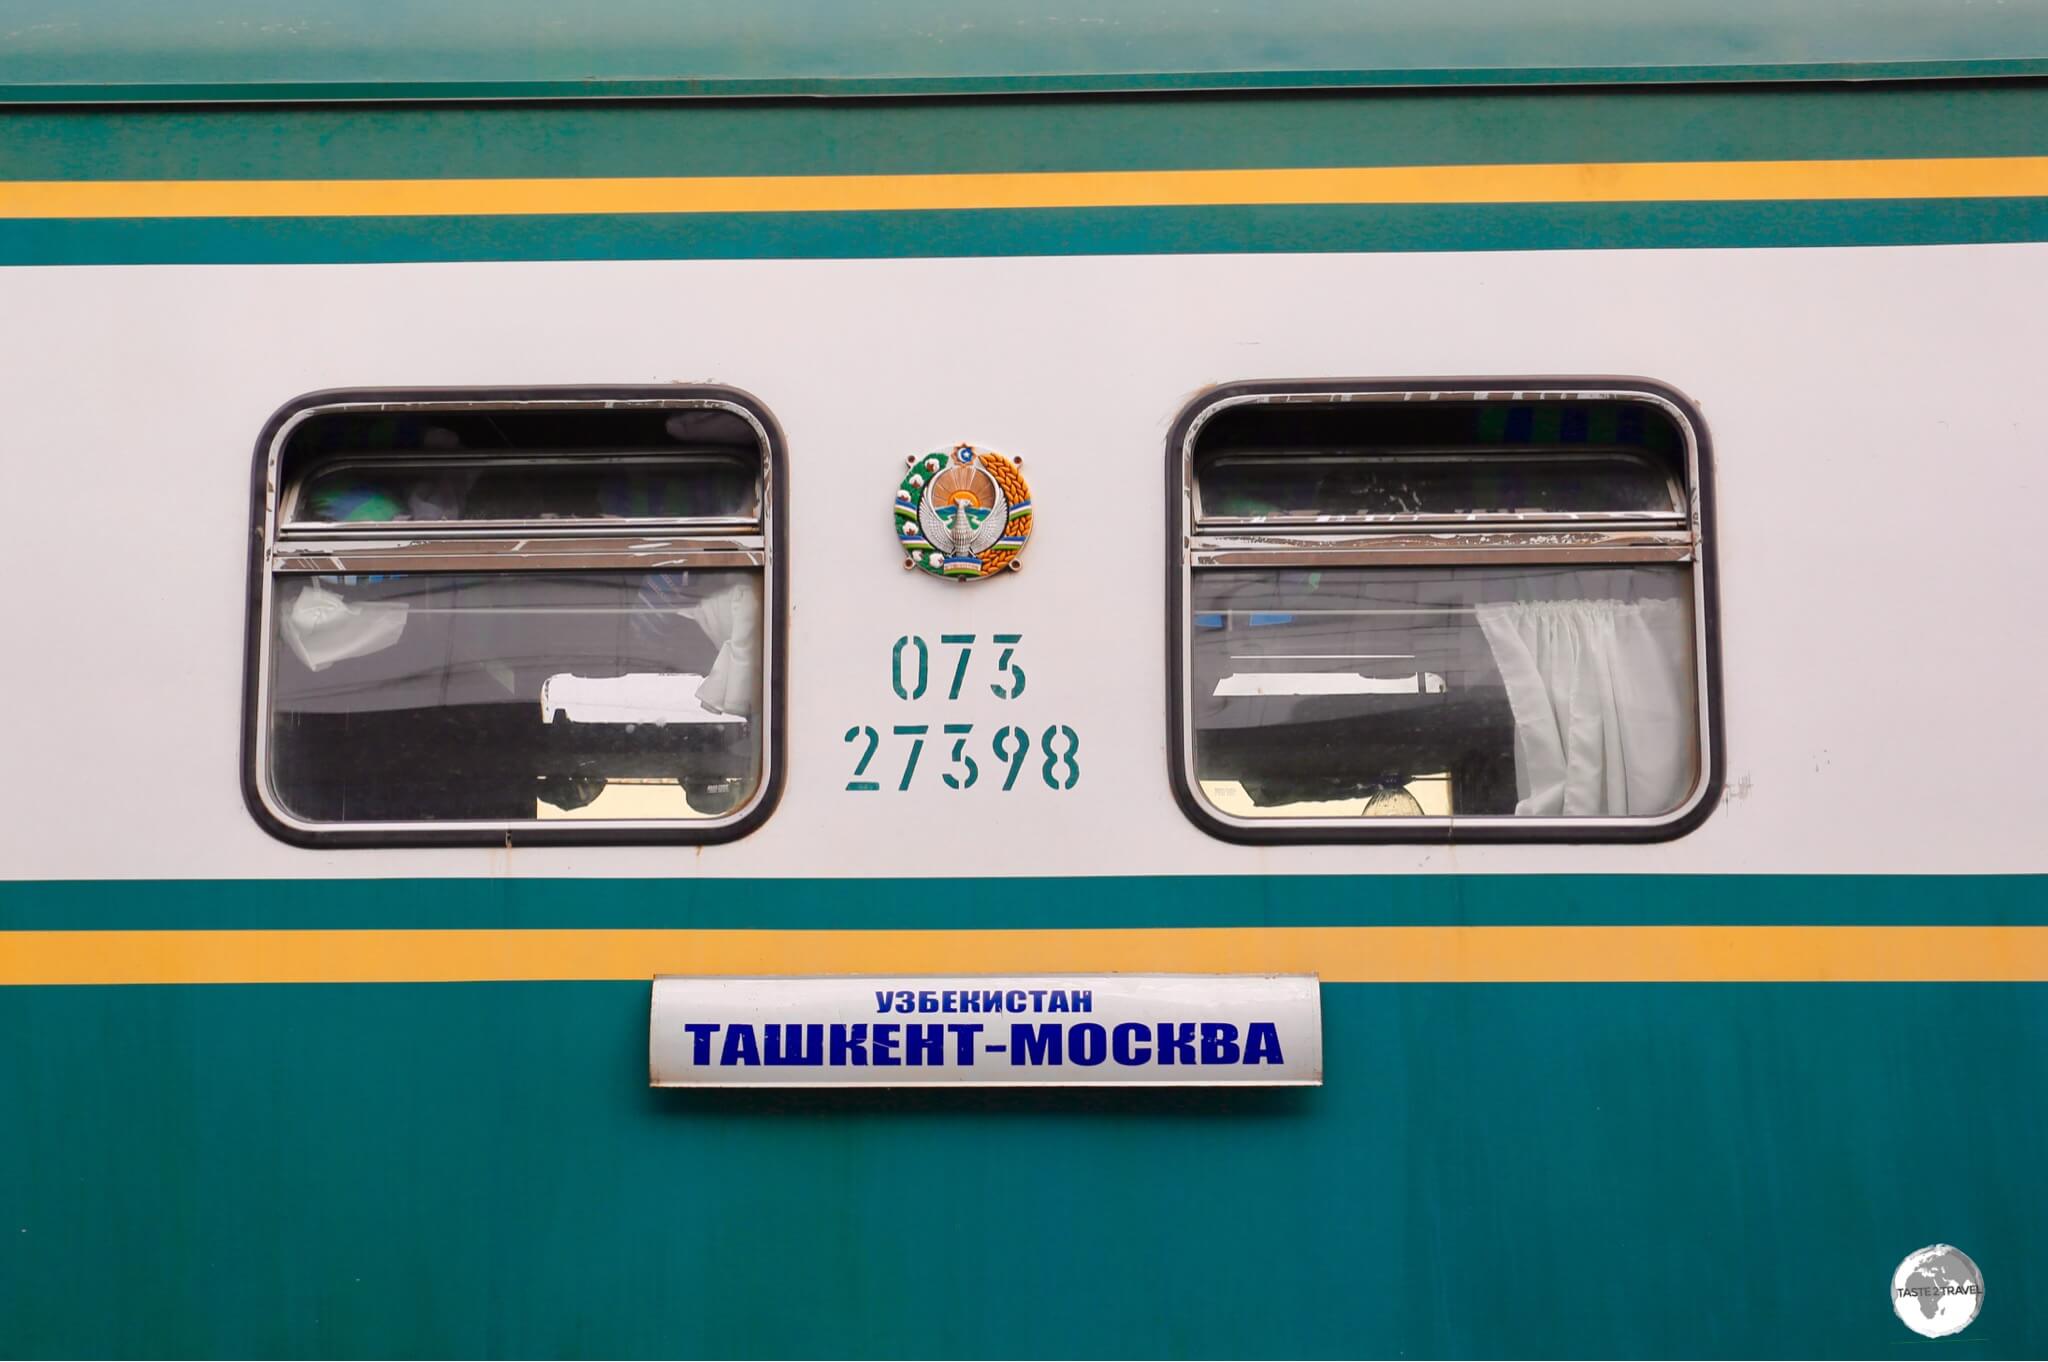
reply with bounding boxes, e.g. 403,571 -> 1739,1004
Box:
292,454 -> 759,526
1195,451 -> 1680,521
1190,565 -> 1697,818
268,569 -> 763,823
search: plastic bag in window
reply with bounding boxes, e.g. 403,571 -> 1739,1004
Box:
280,581 -> 408,672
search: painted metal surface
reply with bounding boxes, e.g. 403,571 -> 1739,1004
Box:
4,0 -> 2048,102
10,85 -> 2048,183
3,242 -> 2044,878
648,975 -> 1323,1085
0,75 -> 2043,1361
4,975 -> 2044,1356
7,84 -> 2048,267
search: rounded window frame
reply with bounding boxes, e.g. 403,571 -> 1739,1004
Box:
1165,377 -> 1723,845
240,385 -> 788,849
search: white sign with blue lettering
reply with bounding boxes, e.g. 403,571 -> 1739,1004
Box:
649,974 -> 1322,1087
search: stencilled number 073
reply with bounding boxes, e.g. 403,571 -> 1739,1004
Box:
892,633 -> 1025,701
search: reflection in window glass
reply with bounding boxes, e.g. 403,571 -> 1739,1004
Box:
269,570 -> 762,823
1196,452 -> 1681,521
294,454 -> 760,526
1191,566 -> 1698,818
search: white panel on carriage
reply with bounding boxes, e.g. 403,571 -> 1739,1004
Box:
0,244 -> 2042,876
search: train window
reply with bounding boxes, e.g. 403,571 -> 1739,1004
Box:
1170,383 -> 1717,842
245,390 -> 784,846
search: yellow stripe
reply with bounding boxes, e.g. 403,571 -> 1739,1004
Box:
3,157 -> 2048,219
4,926 -> 2047,985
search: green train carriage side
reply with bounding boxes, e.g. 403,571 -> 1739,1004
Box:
2,3 -> 2047,1356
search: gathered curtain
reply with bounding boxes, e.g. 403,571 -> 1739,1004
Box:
1475,597 -> 1696,816
683,578 -> 763,717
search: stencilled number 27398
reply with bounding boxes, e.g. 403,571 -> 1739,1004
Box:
844,722 -> 1078,792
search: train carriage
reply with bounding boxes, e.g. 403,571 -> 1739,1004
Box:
2,2 -> 2046,1356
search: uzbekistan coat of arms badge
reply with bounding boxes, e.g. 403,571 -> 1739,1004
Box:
895,444 -> 1033,580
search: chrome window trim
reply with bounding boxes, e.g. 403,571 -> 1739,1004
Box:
272,535 -> 765,574
1188,527 -> 1694,568
248,392 -> 782,846
1172,383 -> 1717,842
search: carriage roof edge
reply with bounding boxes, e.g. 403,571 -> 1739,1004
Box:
2,0 -> 2047,105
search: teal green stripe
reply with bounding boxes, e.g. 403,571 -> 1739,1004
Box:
2,875 -> 2042,932
2,981 -> 2041,1356
8,87 -> 2048,183
10,60 -> 2048,105
6,199 -> 2048,267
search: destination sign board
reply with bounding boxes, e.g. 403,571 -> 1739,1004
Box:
650,974 -> 1321,1087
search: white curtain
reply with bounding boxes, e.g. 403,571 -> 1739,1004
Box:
1475,597 -> 1695,816
683,579 -> 762,717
